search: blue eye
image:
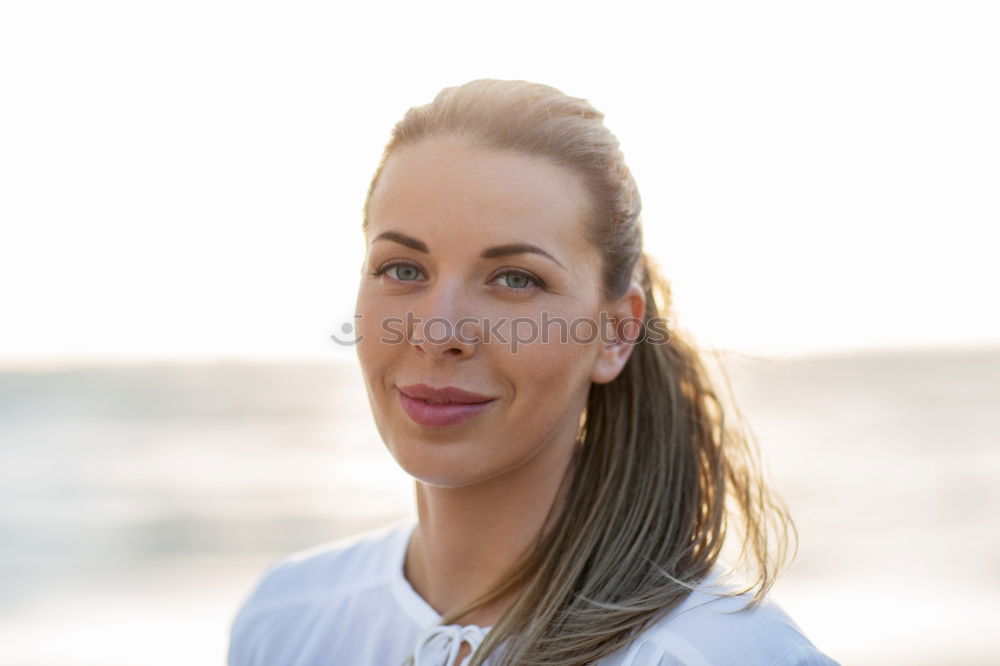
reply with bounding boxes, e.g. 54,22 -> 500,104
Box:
373,262 -> 424,282
495,270 -> 541,290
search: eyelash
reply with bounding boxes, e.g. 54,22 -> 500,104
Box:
370,261 -> 546,292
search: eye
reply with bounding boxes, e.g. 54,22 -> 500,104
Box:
491,269 -> 545,292
371,261 -> 425,283
371,262 -> 545,292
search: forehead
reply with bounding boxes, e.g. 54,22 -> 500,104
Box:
367,135 -> 596,258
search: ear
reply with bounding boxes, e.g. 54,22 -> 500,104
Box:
591,281 -> 646,385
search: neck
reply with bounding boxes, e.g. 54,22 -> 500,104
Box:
404,433 -> 579,627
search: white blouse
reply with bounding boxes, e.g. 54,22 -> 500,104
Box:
227,519 -> 839,666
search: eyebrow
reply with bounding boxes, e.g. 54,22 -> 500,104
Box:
372,230 -> 565,269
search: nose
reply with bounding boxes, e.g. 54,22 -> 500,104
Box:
408,280 -> 481,359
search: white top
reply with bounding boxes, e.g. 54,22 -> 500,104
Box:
227,519 -> 839,666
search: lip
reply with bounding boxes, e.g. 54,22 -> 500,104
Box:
397,383 -> 497,428
397,383 -> 495,404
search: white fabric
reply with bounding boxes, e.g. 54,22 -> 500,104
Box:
228,519 -> 839,666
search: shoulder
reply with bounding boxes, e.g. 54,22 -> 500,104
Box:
613,573 -> 840,666
227,519 -> 415,666
229,519 -> 413,626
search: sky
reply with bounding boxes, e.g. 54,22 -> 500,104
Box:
1,0 -> 997,365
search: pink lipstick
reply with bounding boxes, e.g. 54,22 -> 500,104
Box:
397,383 -> 497,428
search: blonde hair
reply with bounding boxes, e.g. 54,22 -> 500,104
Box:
361,79 -> 797,666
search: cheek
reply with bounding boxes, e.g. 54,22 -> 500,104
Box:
503,332 -> 600,400
355,275 -> 426,343
354,295 -> 397,388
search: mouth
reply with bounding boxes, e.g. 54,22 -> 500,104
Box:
396,383 -> 496,404
396,384 -> 497,428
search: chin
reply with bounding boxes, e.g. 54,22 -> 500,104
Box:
385,435 -> 512,489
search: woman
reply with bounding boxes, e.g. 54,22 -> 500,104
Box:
228,79 -> 839,666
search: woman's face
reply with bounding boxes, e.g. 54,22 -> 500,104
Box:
356,134 -> 622,488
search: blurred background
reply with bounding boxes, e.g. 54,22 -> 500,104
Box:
1,1 -> 997,664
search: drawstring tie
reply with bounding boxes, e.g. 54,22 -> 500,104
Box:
413,624 -> 490,666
